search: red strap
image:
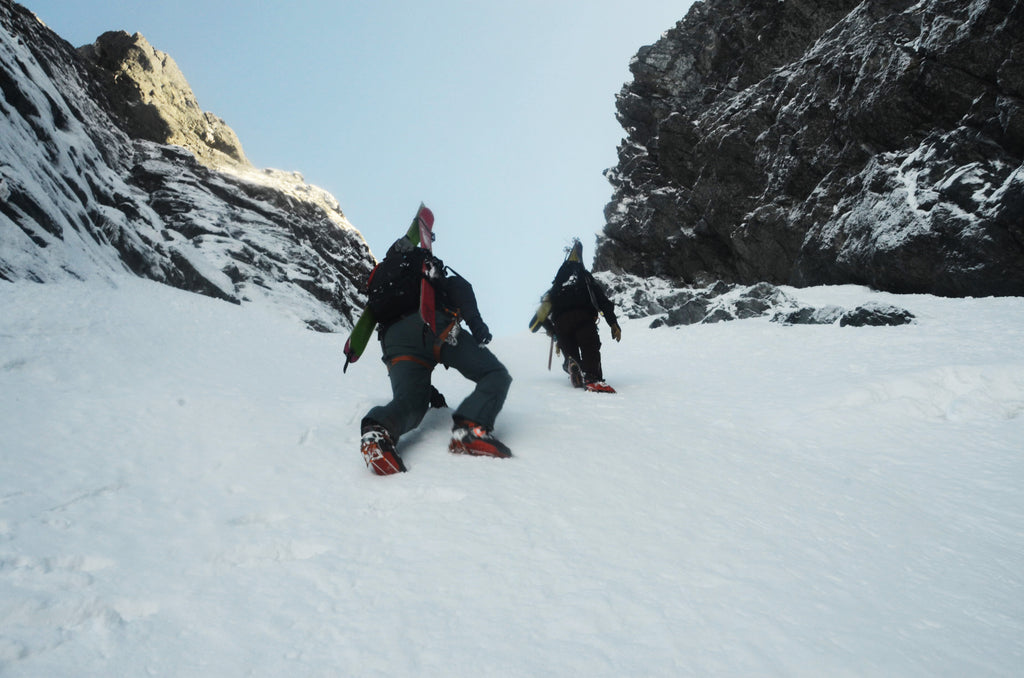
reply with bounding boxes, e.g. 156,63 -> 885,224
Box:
432,315 -> 459,363
388,355 -> 435,369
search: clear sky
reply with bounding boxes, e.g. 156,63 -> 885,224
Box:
24,0 -> 695,336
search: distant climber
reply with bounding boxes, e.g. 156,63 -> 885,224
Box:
530,239 -> 621,393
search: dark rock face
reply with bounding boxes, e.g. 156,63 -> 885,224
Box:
0,1 -> 372,331
597,0 -> 1024,297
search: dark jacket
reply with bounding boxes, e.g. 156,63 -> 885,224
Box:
548,260 -> 617,323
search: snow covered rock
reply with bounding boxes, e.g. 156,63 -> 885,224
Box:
596,0 -> 1024,297
596,271 -> 914,329
775,305 -> 847,326
839,302 -> 916,327
0,1 -> 373,331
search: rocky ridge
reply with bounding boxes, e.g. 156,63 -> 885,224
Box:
597,0 -> 1024,303
0,1 -> 372,331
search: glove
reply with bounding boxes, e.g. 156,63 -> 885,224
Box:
469,319 -> 492,346
610,322 -> 622,342
429,386 -> 448,409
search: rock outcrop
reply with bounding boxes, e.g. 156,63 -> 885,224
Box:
596,272 -> 915,328
597,0 -> 1024,297
79,30 -> 248,168
0,1 -> 372,331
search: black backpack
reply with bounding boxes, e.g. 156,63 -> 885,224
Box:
366,248 -> 431,324
549,261 -> 597,312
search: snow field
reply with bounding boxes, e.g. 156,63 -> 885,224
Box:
1,277 -> 1022,677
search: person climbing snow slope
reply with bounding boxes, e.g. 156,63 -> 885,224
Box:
532,239 -> 621,393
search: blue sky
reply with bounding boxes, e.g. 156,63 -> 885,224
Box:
25,0 -> 695,336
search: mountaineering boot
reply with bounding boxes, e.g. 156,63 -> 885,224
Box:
449,419 -> 512,458
360,421 -> 406,475
584,380 -> 616,394
565,357 -> 584,389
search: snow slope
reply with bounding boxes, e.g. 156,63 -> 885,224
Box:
1,278 -> 1022,677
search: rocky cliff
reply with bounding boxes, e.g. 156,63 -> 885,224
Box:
79,30 -> 249,169
0,1 -> 373,331
597,0 -> 1024,298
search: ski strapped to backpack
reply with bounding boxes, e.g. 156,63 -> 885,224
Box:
417,207 -> 437,334
529,292 -> 552,333
343,203 -> 434,372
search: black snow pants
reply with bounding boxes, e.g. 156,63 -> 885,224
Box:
552,308 -> 603,382
364,311 -> 511,441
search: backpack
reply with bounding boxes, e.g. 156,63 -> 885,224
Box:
366,248 -> 431,324
549,261 -> 597,312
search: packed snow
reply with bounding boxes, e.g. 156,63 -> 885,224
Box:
1,277 -> 1022,677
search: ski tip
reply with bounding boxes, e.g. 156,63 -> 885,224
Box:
342,340 -> 360,372
418,204 -> 434,225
